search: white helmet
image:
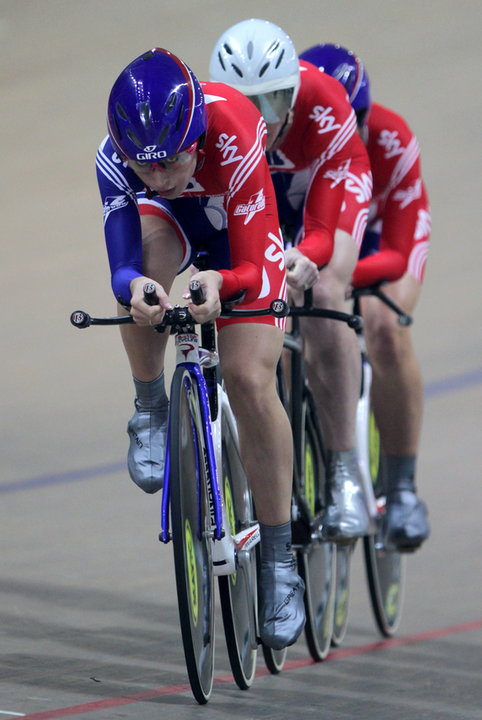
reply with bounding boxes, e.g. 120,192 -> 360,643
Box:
209,19 -> 300,123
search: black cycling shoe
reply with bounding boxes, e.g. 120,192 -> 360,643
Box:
384,489 -> 430,552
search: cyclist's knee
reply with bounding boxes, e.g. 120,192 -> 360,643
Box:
366,318 -> 409,368
223,365 -> 273,414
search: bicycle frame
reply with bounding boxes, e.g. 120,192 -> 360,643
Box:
159,322 -> 260,576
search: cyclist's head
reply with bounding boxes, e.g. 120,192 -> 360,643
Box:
107,48 -> 207,163
209,19 -> 300,133
299,43 -> 371,128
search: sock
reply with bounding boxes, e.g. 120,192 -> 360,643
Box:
133,372 -> 168,410
259,521 -> 292,564
383,454 -> 416,494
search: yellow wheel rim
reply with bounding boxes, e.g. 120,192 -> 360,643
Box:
185,519 -> 198,625
369,411 -> 380,484
305,440 -> 316,518
224,475 -> 237,586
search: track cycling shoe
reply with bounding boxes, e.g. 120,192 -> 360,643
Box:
259,556 -> 306,650
322,450 -> 370,543
384,489 -> 430,552
127,399 -> 168,494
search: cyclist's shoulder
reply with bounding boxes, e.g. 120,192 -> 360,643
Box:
287,60 -> 356,160
96,135 -> 143,196
367,102 -> 418,145
196,82 -> 268,192
298,59 -> 354,112
202,81 -> 265,139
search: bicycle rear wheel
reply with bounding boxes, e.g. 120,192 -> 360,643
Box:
331,543 -> 354,647
169,367 -> 215,704
218,410 -> 258,690
363,411 -> 405,636
297,393 -> 336,661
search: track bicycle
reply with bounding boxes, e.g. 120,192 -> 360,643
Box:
327,284 -> 413,645
70,282 -> 288,704
354,284 -> 412,638
276,291 -> 362,661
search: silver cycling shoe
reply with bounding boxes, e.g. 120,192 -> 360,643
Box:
321,450 -> 370,543
384,489 -> 430,552
127,399 -> 168,494
258,556 -> 306,650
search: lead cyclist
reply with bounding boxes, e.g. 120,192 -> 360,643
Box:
95,48 -> 305,649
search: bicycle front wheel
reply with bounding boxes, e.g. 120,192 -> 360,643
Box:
218,410 -> 258,690
363,410 -> 405,636
297,393 -> 336,661
169,367 -> 215,704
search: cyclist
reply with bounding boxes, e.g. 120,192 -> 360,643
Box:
96,47 -> 305,649
300,43 -> 430,551
210,20 -> 373,542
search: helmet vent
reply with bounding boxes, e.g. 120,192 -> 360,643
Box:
267,40 -> 280,56
138,102 -> 151,129
175,104 -> 185,130
231,63 -> 243,78
258,62 -> 270,78
247,41 -> 254,59
157,124 -> 169,146
275,49 -> 285,69
116,103 -> 129,121
223,43 -> 233,55
166,92 -> 177,112
217,52 -> 226,71
126,128 -> 143,149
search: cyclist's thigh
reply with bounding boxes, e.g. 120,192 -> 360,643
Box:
218,322 -> 285,390
138,194 -> 231,275
365,274 -> 423,327
139,212 -> 184,286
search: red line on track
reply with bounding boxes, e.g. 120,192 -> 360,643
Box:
18,618 -> 482,719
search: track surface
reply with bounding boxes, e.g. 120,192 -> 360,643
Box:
2,2 -> 481,718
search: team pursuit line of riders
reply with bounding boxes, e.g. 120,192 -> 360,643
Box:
94,18 -> 431,651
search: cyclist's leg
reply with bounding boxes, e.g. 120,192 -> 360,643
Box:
301,229 -> 369,540
119,206 -> 188,493
361,269 -> 430,549
218,320 -> 305,650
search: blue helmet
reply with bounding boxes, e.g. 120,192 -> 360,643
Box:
107,48 -> 207,162
300,44 -> 371,121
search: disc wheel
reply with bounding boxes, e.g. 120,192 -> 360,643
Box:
364,410 -> 405,636
169,368 -> 215,704
218,412 -> 257,689
297,394 -> 336,661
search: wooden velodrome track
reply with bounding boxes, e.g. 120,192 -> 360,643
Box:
2,1 -> 481,717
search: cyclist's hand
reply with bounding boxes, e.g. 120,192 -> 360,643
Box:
285,247 -> 319,290
184,270 -> 222,322
129,276 -> 172,326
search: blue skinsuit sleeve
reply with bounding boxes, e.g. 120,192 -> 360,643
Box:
96,137 -> 144,305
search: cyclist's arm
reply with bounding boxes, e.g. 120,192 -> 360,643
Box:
292,72 -> 361,268
352,158 -> 423,288
96,137 -> 144,306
